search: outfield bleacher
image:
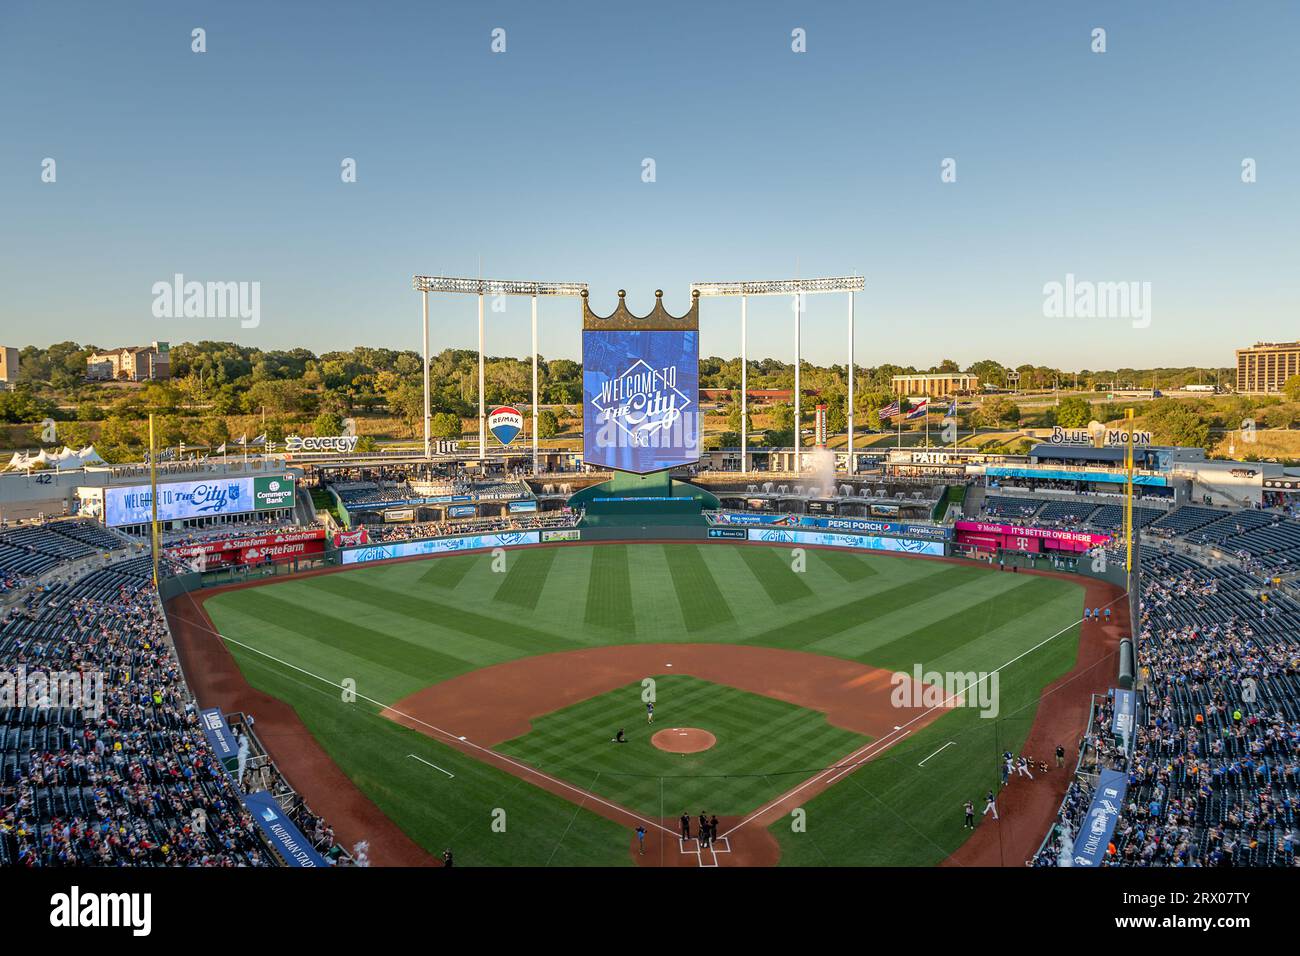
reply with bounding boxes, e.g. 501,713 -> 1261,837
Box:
1034,500 -> 1100,525
1082,504 -> 1164,531
981,496 -> 1043,519
1149,505 -> 1225,537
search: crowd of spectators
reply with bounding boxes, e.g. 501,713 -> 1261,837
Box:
1032,544 -> 1300,866
364,508 -> 582,542
0,545 -> 344,866
158,519 -> 312,549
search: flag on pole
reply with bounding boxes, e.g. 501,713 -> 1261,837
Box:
235,435 -> 247,446
250,434 -> 266,446
215,442 -> 226,455
944,399 -> 957,418
878,400 -> 901,421
905,398 -> 930,419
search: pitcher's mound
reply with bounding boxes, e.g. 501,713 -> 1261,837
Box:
652,727 -> 716,754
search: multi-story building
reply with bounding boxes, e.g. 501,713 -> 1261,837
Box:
891,372 -> 980,398
85,341 -> 171,382
0,347 -> 18,389
1236,342 -> 1300,394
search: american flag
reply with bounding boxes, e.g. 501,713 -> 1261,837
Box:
878,401 -> 901,421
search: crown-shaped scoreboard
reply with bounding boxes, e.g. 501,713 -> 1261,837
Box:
581,289 -> 701,475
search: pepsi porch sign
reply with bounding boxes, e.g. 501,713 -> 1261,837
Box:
489,406 -> 524,446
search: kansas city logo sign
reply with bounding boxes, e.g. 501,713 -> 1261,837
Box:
488,406 -> 524,446
591,360 -> 690,447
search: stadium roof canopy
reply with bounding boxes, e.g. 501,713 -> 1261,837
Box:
1028,444 -> 1126,463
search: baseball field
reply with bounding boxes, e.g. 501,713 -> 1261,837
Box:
181,542 -> 1099,866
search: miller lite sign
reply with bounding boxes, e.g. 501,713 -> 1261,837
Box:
488,406 -> 524,446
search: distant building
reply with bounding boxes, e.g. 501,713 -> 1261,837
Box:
1236,341 -> 1300,394
0,347 -> 18,389
891,372 -> 979,398
699,388 -> 813,404
86,341 -> 171,382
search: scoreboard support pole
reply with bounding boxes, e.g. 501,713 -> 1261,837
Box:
531,294 -> 539,476
847,289 -> 855,474
740,294 -> 748,475
793,293 -> 801,474
692,277 -> 862,478
421,290 -> 431,460
412,277 -> 587,471
478,292 -> 486,462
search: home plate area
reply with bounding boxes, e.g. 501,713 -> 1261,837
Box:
678,834 -> 732,867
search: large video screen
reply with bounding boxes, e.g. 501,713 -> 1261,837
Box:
582,329 -> 700,474
103,475 -> 295,526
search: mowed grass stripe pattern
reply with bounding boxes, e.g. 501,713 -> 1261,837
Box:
493,546 -> 559,610
664,545 -> 734,632
203,543 -> 1086,866
496,675 -> 870,817
585,546 -> 634,631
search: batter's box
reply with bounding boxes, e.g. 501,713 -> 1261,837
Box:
678,835 -> 732,867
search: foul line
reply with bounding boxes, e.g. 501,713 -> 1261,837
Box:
177,582 -> 1127,852
719,605 -> 1107,841
175,604 -> 677,838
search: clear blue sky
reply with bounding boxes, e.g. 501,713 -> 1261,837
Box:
1,1 -> 1296,370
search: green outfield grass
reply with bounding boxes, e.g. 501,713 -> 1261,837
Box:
201,542 -> 1085,866
495,675 -> 871,818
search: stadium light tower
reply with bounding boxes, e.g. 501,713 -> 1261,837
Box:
691,276 -> 865,474
412,277 -> 587,472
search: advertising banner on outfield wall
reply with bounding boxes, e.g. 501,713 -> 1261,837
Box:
1067,769 -> 1128,867
169,529 -> 326,569
540,529 -> 580,542
712,512 -> 950,540
954,521 -> 1110,554
583,329 -> 700,474
241,791 -> 328,868
340,531 -> 541,565
747,527 -> 945,556
708,527 -> 748,539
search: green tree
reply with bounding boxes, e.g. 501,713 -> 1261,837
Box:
537,409 -> 560,439
430,412 -> 462,439
312,411 -> 343,436
1283,375 -> 1300,403
1055,396 -> 1093,428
